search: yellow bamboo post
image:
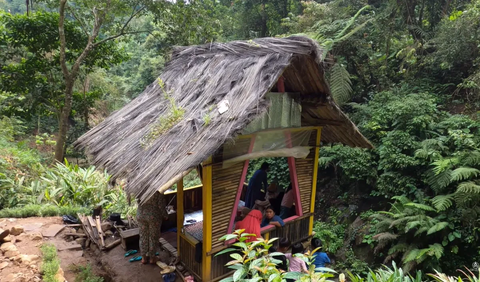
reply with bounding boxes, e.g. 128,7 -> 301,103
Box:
176,178 -> 184,258
202,157 -> 213,281
309,127 -> 322,234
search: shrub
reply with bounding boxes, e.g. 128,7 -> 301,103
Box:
40,243 -> 60,282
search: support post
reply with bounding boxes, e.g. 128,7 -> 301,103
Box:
176,178 -> 184,257
277,76 -> 285,92
309,128 -> 322,234
285,131 -> 303,217
202,157 -> 213,281
227,136 -> 256,236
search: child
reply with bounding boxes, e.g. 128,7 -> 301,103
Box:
278,237 -> 291,253
285,242 -> 308,273
311,238 -> 331,271
269,246 -> 288,272
261,206 -> 285,228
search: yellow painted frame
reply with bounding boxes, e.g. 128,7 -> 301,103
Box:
309,127 -> 322,234
176,178 -> 184,257
202,157 -> 213,281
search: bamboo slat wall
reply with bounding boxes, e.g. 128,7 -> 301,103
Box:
211,249 -> 236,280
267,214 -> 311,244
179,235 -> 202,279
211,138 -> 251,249
295,129 -> 317,214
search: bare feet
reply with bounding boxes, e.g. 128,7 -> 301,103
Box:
141,256 -> 149,264
149,257 -> 158,265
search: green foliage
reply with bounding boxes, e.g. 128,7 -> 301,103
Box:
40,243 -> 60,282
217,230 -> 336,282
247,158 -> 290,189
313,221 -> 346,254
0,204 -> 89,218
74,264 -> 104,282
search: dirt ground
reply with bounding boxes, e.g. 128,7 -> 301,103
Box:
0,217 -> 181,282
0,217 -> 86,282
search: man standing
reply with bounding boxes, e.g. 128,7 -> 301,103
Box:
245,162 -> 269,208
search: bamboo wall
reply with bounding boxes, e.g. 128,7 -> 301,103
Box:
296,130 -> 317,214
179,234 -> 202,279
211,137 -> 252,250
267,214 -> 311,243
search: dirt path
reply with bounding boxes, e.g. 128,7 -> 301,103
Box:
0,217 -> 87,282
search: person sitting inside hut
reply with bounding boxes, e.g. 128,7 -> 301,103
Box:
234,208 -> 263,242
261,206 -> 285,228
136,191 -> 168,264
266,182 -> 283,214
280,183 -> 295,219
245,162 -> 269,208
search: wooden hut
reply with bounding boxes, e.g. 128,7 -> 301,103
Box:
76,36 -> 372,281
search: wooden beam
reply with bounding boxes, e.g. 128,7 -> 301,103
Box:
277,76 -> 285,92
176,177 -> 184,258
238,126 -> 321,139
202,156 -> 213,281
309,128 -> 322,234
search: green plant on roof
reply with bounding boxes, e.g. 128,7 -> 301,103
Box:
203,105 -> 214,127
141,79 -> 185,148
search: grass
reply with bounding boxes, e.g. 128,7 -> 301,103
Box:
40,243 -> 60,282
0,204 -> 89,218
73,264 -> 104,282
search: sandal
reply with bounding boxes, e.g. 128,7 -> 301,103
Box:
124,250 -> 138,257
129,256 -> 142,262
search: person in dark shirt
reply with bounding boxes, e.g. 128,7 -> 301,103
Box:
269,246 -> 288,272
261,206 -> 285,227
245,162 -> 269,208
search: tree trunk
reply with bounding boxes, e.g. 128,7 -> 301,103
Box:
55,78 -> 74,162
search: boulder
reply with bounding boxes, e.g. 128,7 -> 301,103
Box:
30,233 -> 43,241
0,261 -> 8,270
0,242 -> 17,253
10,226 -> 24,236
19,254 -> 40,265
4,249 -> 20,258
0,228 -> 9,241
2,235 -> 12,242
104,230 -> 113,236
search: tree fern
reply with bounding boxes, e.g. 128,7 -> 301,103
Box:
432,194 -> 454,211
327,63 -> 353,105
318,156 -> 335,168
463,151 -> 480,166
450,167 -> 480,182
426,169 -> 452,192
456,181 -> 480,194
404,202 -> 436,212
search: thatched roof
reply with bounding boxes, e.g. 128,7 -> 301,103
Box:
75,36 -> 372,204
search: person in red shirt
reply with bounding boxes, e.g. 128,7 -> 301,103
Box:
234,209 -> 263,242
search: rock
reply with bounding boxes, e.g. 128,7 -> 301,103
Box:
19,254 -> 40,265
4,274 -> 16,281
101,222 -> 112,232
0,242 -> 17,253
10,226 -> 24,236
0,228 -> 9,241
2,235 -> 12,242
30,233 -> 43,241
104,230 -> 113,236
76,229 -> 85,234
55,268 -> 66,282
75,238 -> 86,246
4,249 -> 20,258
0,261 -> 8,270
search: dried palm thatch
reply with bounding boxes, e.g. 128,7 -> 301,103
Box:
75,36 -> 372,204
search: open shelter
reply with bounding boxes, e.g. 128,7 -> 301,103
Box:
76,36 -> 372,281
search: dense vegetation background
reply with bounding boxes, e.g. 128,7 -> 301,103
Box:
1,0 -> 480,276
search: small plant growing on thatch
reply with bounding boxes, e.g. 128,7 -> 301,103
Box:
141,79 -> 185,147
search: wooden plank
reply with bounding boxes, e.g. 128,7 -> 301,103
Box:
105,239 -> 121,250
95,216 -> 105,247
64,233 -> 87,237
119,228 -> 139,238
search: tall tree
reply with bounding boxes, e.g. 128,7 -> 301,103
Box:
50,0 -> 154,161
